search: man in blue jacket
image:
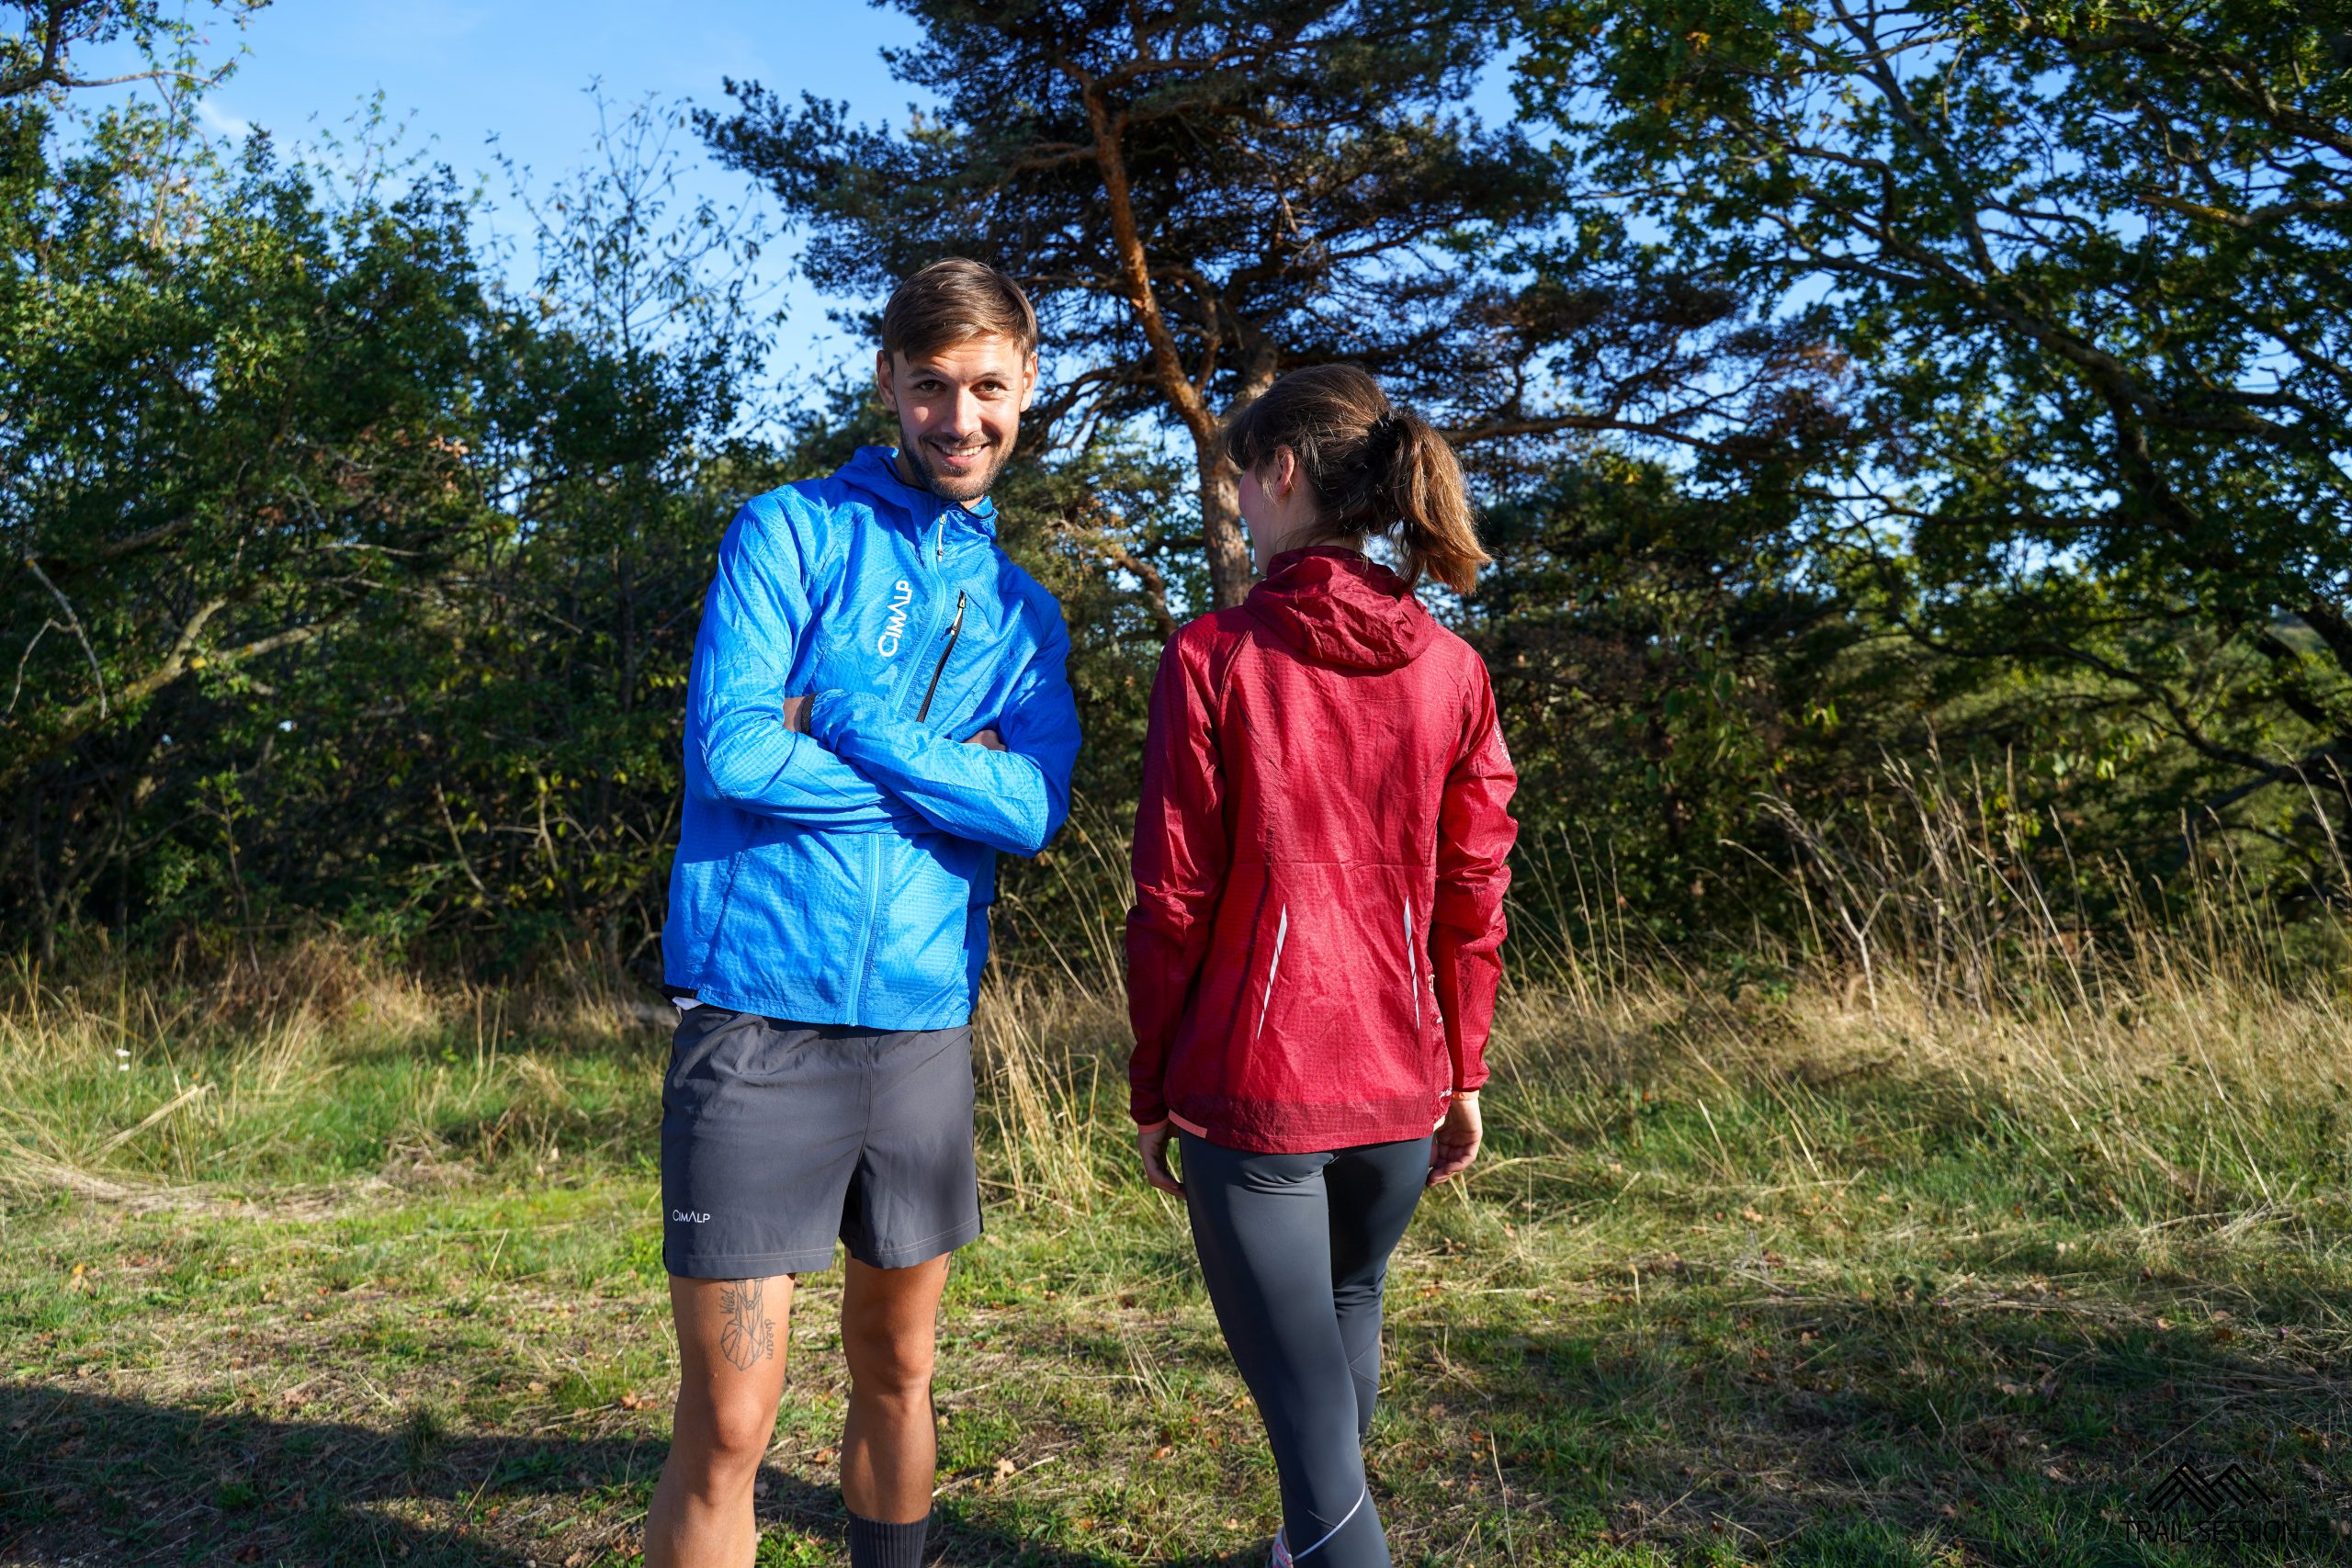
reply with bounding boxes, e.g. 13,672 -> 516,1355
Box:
644,260 -> 1081,1568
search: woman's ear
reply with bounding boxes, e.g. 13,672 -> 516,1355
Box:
1271,445 -> 1299,500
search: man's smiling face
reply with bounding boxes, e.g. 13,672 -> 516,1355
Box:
876,334 -> 1038,505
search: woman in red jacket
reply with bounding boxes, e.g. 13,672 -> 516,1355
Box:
1126,365 -> 1518,1567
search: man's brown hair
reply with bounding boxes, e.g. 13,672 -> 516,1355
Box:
881,259 -> 1039,360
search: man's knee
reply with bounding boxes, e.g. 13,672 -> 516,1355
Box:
844,1318 -> 937,1403
676,1390 -> 780,1477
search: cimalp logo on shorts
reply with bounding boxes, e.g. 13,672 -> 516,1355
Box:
877,579 -> 914,656
671,1209 -> 711,1224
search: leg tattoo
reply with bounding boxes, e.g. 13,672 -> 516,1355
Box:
718,1279 -> 776,1371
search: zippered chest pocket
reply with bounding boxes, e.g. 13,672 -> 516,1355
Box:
915,591 -> 966,722
910,592 -> 1012,731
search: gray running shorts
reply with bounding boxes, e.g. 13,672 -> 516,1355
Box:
660,1005 -> 982,1278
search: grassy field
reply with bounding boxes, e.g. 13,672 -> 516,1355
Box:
3,931 -> 2351,1567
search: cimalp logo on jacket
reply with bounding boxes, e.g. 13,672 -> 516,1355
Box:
877,579 -> 914,656
671,1209 -> 711,1224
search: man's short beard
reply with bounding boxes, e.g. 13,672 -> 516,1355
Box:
898,423 -> 1009,504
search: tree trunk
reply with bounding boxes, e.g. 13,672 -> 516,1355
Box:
1200,349 -> 1282,611
1199,453 -> 1252,611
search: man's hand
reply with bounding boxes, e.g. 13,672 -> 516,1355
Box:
1428,1090 -> 1483,1186
1136,1122 -> 1185,1198
789,695 -> 998,751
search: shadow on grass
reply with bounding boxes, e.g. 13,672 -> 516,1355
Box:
1403,1292 -> 2352,1564
0,1384 -> 1246,1568
6,1311 -> 2348,1566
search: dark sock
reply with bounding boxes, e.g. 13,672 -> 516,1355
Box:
847,1509 -> 930,1568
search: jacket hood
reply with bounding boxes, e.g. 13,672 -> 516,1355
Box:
838,445 -> 1000,538
1244,547 -> 1433,671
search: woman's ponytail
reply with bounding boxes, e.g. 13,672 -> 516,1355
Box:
1225,365 -> 1488,594
1384,411 -> 1487,595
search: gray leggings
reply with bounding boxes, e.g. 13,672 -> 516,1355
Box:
1179,1131 -> 1433,1567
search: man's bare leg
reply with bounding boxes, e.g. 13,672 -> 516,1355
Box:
840,1255 -> 950,1526
645,1273 -> 793,1568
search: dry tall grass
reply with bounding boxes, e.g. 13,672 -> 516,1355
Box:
3,761 -> 2346,1233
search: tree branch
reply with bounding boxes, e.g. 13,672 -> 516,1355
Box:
19,557 -> 107,718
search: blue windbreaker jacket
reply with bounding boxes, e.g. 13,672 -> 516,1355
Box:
662,446 -> 1082,1030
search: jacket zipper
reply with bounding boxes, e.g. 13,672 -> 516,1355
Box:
854,511 -> 955,1019
915,591 -> 967,723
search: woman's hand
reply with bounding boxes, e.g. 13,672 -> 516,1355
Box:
965,728 -> 1005,750
1428,1090 -> 1482,1186
1136,1122 -> 1186,1198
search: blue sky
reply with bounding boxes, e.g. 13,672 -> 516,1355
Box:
122,2 -> 1525,429
185,0 -> 935,387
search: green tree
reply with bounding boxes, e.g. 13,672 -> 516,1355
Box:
0,7 -> 792,967
699,0 -> 1823,608
0,39 -> 495,954
0,0 -> 258,100
1474,448 -> 1868,938
1518,0 -> 2352,862
403,94 -> 781,966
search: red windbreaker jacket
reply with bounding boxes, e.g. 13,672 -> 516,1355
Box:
1125,547 -> 1519,1154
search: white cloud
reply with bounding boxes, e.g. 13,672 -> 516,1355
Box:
196,97 -> 254,141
